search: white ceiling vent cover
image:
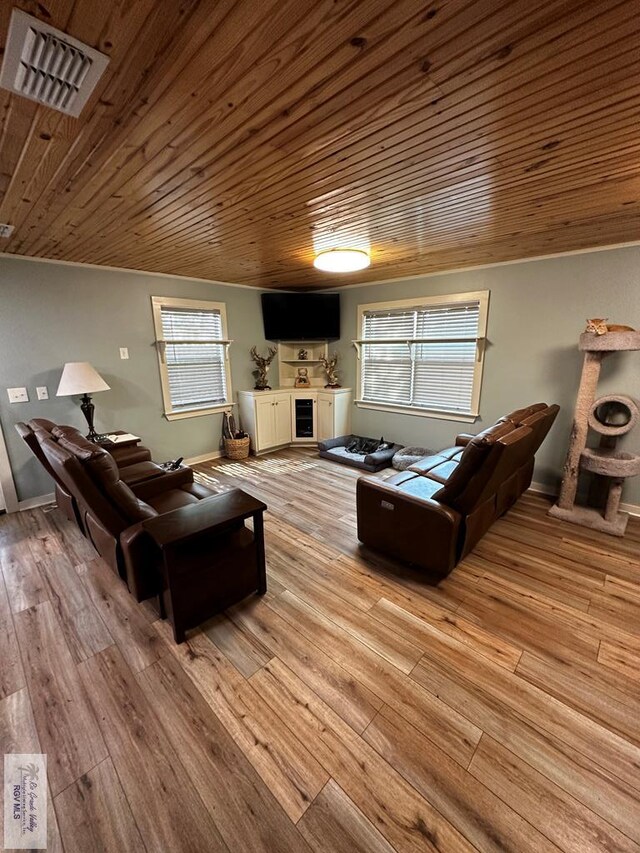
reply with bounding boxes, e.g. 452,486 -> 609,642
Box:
0,9 -> 109,117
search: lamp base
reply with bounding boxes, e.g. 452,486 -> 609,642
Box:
80,393 -> 98,441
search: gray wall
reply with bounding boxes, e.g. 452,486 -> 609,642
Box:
332,245 -> 640,505
2,246 -> 639,505
0,256 -> 269,500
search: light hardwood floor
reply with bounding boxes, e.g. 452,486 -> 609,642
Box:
0,447 -> 639,852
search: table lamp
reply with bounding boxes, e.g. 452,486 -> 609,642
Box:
56,362 -> 111,441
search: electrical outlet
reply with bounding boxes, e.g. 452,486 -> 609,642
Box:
119,347 -> 129,360
36,386 -> 49,400
7,387 -> 28,403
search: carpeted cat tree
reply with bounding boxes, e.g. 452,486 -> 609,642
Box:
549,329 -> 640,536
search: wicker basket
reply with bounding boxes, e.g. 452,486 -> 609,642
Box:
224,436 -> 250,459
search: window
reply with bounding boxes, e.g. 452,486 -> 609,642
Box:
151,296 -> 232,420
356,290 -> 489,422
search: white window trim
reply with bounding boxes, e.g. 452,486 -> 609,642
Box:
355,289 -> 490,422
151,295 -> 233,421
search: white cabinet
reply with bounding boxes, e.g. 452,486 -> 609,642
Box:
238,391 -> 291,454
318,390 -> 351,441
239,388 -> 351,455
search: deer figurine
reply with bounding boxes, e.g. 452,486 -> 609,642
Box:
319,352 -> 341,388
250,346 -> 278,390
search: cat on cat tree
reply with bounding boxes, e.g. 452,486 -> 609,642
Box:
585,318 -> 635,336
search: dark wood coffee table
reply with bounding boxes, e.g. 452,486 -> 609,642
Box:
142,489 -> 267,643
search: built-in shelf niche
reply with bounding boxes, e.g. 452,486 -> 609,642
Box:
278,340 -> 329,388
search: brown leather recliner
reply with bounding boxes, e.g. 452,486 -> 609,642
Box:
356,403 -> 559,577
17,419 -> 162,531
34,427 -> 246,601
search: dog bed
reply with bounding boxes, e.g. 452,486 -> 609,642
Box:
318,434 -> 404,472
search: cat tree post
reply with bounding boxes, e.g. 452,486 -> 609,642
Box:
555,351 -> 602,510
549,330 -> 640,536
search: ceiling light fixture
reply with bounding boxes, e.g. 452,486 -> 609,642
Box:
313,248 -> 370,273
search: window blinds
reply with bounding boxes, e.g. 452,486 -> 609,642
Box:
360,301 -> 481,414
160,306 -> 227,410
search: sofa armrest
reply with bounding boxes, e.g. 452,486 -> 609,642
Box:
131,466 -> 193,500
318,434 -> 353,452
122,489 -> 266,601
110,445 -> 152,466
356,477 -> 461,576
455,433 -> 476,447
142,488 -> 266,548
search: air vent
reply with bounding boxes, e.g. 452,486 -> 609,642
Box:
0,10 -> 109,117
0,224 -> 15,239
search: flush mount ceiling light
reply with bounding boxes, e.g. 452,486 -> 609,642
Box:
313,248 -> 370,273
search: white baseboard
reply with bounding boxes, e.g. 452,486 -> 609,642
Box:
184,449 -> 224,465
529,481 -> 640,518
18,492 -> 55,511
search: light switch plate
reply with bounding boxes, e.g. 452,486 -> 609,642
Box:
119,347 -> 129,360
7,386 -> 28,403
36,386 -> 49,400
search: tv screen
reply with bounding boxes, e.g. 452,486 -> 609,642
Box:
261,293 -> 340,340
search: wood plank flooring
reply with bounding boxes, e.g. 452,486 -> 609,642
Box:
0,447 -> 638,852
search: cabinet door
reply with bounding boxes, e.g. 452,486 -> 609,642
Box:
255,396 -> 276,450
333,393 -> 351,437
274,396 -> 292,445
317,395 -> 334,442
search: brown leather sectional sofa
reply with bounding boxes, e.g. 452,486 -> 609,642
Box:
356,403 -> 559,577
18,418 -> 160,531
18,420 -> 264,614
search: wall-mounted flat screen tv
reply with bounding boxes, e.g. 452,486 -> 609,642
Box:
261,292 -> 340,340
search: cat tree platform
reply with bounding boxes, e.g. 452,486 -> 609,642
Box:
548,503 -> 629,536
580,447 -> 640,478
579,330 -> 640,351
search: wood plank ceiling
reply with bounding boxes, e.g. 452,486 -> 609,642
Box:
0,0 -> 638,289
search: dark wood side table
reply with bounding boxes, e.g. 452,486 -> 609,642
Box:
142,489 -> 267,643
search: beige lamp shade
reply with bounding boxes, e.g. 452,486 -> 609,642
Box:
56,362 -> 110,396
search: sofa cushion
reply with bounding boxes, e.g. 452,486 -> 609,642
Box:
407,453 -> 452,475
147,488 -> 201,514
386,470 -> 421,487
433,420 -> 514,508
28,417 -> 58,434
57,431 -> 157,523
470,420 -> 517,447
518,404 -> 560,455
435,446 -> 465,462
392,474 -> 443,501
86,454 -> 157,522
500,402 -> 547,426
54,427 -> 102,461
